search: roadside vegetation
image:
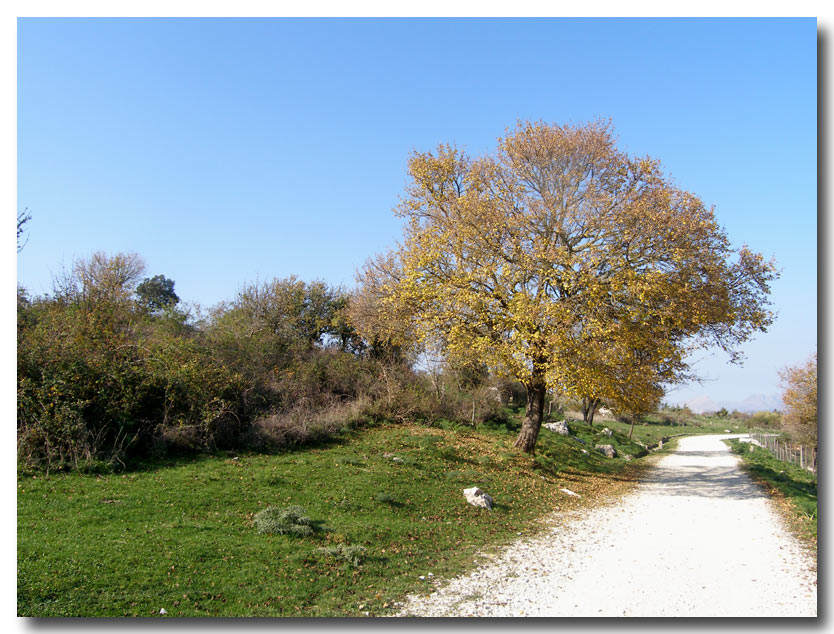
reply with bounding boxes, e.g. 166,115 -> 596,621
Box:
726,439 -> 817,545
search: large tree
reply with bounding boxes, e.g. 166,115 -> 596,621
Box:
371,120 -> 777,453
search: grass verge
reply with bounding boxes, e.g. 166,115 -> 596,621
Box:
725,438 -> 817,547
19,420 -> 655,617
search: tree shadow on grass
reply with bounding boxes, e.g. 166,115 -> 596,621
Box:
122,431 -> 355,475
554,468 -> 640,484
747,464 -> 817,509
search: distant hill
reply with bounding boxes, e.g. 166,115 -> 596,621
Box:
683,393 -> 783,414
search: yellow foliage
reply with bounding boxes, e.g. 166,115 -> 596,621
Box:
358,120 -> 777,431
779,353 -> 817,445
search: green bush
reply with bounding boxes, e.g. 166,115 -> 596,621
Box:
374,491 -> 398,504
315,544 -> 368,568
17,290 -> 244,470
748,410 -> 782,429
253,506 -> 316,536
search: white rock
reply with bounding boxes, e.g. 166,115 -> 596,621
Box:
543,420 -> 570,435
463,487 -> 494,510
600,428 -> 613,437
159,608 -> 167,615
560,488 -> 581,497
595,444 -> 617,458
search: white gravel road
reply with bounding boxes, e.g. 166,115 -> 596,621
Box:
397,434 -> 817,617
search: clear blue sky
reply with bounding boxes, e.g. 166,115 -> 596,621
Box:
16,17 -> 817,411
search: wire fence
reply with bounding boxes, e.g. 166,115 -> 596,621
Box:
749,433 -> 817,478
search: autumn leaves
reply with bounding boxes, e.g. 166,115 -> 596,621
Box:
353,120 -> 777,453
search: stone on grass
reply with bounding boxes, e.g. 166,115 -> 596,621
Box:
543,420 -> 570,435
560,488 -> 581,497
463,487 -> 493,510
595,444 -> 617,458
600,428 -> 613,437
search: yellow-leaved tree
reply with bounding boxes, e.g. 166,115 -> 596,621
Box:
360,120 -> 777,453
780,353 -> 817,460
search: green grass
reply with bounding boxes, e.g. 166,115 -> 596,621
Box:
725,438 -> 817,542
18,421 -> 650,617
547,416 -> 731,451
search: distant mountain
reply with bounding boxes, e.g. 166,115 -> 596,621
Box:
682,393 -> 783,414
738,393 -> 783,412
684,395 -> 720,414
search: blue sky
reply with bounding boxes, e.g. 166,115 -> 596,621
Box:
16,17 -> 817,410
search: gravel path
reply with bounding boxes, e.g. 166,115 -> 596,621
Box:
397,434 -> 817,617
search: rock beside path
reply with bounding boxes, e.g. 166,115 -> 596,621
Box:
463,487 -> 493,510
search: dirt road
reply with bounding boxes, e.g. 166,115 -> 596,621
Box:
398,434 -> 817,617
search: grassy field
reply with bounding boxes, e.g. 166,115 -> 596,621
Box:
725,438 -> 817,544
19,407 -> 756,618
564,414 -> 751,448
19,415 -> 671,617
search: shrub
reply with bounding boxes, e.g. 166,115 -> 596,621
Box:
749,410 -> 782,429
17,289 -> 245,470
315,544 -> 368,568
253,506 -> 316,536
374,492 -> 397,504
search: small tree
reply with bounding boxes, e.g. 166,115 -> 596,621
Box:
230,276 -> 347,348
780,353 -> 817,451
136,275 -> 180,312
55,251 -> 146,305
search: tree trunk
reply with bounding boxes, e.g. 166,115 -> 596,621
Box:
629,417 -> 635,440
582,397 -> 600,426
514,382 -> 546,454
